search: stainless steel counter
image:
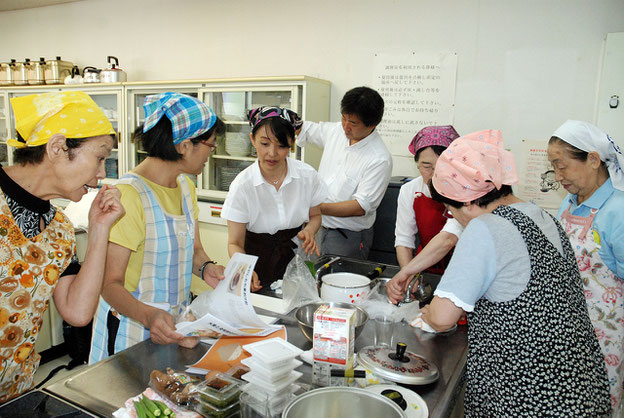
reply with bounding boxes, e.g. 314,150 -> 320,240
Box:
44,255 -> 467,417
44,314 -> 466,417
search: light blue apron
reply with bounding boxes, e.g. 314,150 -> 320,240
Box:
89,173 -> 194,364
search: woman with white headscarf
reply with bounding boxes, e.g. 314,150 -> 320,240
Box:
547,120 -> 624,413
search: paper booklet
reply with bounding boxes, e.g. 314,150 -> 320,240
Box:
175,253 -> 282,337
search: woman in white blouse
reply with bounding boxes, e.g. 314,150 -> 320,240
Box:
387,126 -> 463,303
221,107 -> 326,292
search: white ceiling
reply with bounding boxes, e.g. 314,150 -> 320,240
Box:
0,0 -> 82,12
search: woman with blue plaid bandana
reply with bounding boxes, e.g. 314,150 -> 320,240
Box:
89,93 -> 226,363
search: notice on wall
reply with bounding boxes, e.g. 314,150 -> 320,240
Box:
515,140 -> 567,211
372,52 -> 458,156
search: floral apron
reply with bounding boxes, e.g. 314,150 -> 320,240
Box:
89,174 -> 194,364
0,192 -> 74,404
560,203 -> 624,413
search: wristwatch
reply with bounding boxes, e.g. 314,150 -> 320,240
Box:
199,260 -> 217,278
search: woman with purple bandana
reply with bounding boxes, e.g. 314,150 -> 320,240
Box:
547,120 -> 624,413
221,106 -> 326,292
89,93 -> 227,363
386,126 -> 463,304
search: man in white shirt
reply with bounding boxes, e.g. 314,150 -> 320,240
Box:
296,87 -> 392,259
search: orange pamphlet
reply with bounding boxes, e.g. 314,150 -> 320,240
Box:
189,327 -> 287,373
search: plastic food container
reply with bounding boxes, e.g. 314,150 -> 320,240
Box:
240,356 -> 302,382
242,337 -> 303,367
241,370 -> 302,394
192,397 -> 239,418
225,364 -> 250,381
193,373 -> 242,409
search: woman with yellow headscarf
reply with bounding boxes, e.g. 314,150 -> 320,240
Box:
0,91 -> 124,403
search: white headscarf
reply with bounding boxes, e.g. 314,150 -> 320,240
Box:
552,120 -> 624,191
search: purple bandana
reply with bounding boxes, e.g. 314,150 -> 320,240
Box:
408,125 -> 460,155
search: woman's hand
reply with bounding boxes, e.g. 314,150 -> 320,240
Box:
88,184 -> 125,229
251,271 -> 262,292
202,263 -> 225,289
386,270 -> 415,304
298,229 -> 320,256
145,308 -> 184,345
178,336 -> 200,349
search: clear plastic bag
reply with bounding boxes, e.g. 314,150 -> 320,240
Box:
354,282 -> 420,324
282,253 -> 321,313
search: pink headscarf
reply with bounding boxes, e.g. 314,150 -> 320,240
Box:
408,125 -> 460,155
432,129 -> 518,202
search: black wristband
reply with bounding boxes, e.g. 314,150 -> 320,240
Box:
199,260 -> 217,278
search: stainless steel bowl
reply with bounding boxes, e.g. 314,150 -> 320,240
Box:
282,387 -> 406,417
294,301 -> 369,342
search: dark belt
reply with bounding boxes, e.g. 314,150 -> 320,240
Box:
325,227 -> 348,239
245,226 -> 300,288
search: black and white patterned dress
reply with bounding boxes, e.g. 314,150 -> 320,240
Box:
465,205 -> 611,416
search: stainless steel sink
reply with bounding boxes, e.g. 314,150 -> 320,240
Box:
313,255 -> 441,305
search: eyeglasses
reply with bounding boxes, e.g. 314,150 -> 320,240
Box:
201,141 -> 218,152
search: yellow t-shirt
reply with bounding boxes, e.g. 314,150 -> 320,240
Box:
109,174 -> 205,294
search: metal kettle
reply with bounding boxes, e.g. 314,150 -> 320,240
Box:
13,59 -> 30,86
28,57 -> 46,85
83,66 -> 101,83
100,56 -> 126,83
0,59 -> 16,86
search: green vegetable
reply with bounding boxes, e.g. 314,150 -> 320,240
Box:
152,399 -> 172,416
134,401 -> 147,418
140,395 -> 160,417
304,260 -> 317,277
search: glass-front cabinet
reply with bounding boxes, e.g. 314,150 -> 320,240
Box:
126,84 -> 200,185
0,84 -> 125,182
126,77 -> 330,202
0,92 -> 9,167
0,76 -> 330,203
199,85 -> 302,200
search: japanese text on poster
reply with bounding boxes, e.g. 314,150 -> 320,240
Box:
373,52 -> 458,156
515,140 -> 567,210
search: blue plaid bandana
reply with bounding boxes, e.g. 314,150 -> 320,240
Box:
143,92 -> 217,144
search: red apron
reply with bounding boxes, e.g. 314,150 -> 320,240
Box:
412,193 -> 453,274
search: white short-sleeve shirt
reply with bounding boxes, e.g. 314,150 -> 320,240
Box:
395,176 -> 464,248
221,158 -> 327,235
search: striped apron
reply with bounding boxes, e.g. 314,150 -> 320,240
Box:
89,174 -> 195,364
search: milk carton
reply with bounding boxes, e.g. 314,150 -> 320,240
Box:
312,304 -> 356,385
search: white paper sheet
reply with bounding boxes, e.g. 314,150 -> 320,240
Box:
175,253 -> 282,337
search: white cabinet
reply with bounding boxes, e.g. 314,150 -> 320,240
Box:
0,91 -> 9,166
0,84 -> 125,182
0,75 -> 330,203
125,76 -> 330,201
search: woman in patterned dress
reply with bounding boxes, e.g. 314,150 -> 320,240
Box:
547,120 -> 624,414
420,129 -> 611,416
0,92 -> 124,403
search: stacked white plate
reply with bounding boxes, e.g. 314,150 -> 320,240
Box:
241,338 -> 304,415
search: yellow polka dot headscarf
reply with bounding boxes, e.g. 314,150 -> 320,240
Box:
7,91 -> 116,148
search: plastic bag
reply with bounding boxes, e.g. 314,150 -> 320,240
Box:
282,253 -> 321,313
354,283 -> 420,324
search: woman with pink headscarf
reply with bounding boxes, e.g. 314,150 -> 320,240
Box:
420,130 -> 610,415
